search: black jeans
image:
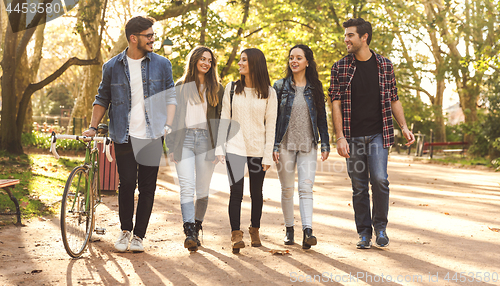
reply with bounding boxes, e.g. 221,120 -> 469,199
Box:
114,139 -> 161,239
226,153 -> 266,231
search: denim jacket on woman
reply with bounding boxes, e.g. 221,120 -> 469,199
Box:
273,76 -> 330,153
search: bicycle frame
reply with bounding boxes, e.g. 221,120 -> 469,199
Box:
50,132 -> 113,257
51,132 -> 113,210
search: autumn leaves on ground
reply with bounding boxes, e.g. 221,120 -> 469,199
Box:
1,154 -> 500,285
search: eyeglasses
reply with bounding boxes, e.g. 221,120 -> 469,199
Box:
134,33 -> 156,40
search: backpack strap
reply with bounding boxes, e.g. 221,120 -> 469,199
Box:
230,81 -> 235,119
227,81 -> 235,137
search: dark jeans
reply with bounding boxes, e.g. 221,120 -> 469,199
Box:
226,153 -> 266,231
114,139 -> 161,239
346,133 -> 389,237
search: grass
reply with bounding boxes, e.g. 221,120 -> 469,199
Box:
0,150 -> 84,225
431,154 -> 493,168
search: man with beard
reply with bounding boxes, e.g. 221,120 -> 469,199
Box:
83,16 -> 176,252
329,18 -> 414,249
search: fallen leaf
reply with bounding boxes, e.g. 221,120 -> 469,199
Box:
269,249 -> 290,255
418,204 -> 429,206
444,212 -> 450,215
488,227 -> 500,232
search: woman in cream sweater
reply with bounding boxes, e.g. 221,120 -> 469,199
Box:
216,48 -> 277,254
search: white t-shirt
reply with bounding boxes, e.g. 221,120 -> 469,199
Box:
185,84 -> 208,129
127,56 -> 147,139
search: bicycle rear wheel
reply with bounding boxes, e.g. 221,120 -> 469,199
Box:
60,166 -> 94,258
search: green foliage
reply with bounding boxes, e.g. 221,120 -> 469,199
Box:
161,8 -> 234,81
433,156 -> 493,168
460,87 -> 500,161
397,90 -> 434,135
46,84 -> 74,116
21,132 -> 85,152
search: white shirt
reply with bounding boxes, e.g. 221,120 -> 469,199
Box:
127,56 -> 147,139
185,84 -> 208,129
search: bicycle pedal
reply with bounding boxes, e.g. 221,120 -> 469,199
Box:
95,227 -> 106,235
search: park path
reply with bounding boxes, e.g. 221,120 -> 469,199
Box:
1,153 -> 499,285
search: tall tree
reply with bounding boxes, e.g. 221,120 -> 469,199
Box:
70,0 -> 108,127
0,1 -> 100,154
381,0 -> 448,142
428,0 -> 500,142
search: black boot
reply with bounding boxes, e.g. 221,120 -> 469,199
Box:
183,222 -> 198,251
302,228 -> 317,249
195,220 -> 203,246
284,226 -> 294,245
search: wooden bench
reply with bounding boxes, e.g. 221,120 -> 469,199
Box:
0,179 -> 22,226
424,142 -> 468,158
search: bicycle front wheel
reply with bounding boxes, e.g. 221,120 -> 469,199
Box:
61,166 -> 94,258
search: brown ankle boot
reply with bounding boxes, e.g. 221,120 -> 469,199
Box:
248,227 -> 262,247
231,230 -> 245,253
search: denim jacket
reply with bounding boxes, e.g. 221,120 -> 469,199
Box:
93,48 -> 177,144
273,77 -> 330,153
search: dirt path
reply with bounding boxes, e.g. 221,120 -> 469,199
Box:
1,153 -> 499,286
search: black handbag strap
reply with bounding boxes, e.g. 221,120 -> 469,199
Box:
229,81 -> 235,119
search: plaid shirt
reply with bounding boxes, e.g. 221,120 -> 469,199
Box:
328,51 -> 399,148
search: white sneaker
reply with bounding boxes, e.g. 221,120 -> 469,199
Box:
129,235 -> 144,252
114,230 -> 131,252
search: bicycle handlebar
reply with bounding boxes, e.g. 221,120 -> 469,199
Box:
50,132 -> 113,162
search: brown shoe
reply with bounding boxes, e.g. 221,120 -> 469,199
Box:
231,230 -> 245,253
248,227 -> 262,247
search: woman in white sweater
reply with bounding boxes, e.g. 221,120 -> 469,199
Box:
216,48 -> 277,254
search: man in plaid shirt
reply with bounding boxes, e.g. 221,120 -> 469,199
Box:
329,18 -> 415,249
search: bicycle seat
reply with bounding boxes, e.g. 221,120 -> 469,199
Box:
97,123 -> 109,135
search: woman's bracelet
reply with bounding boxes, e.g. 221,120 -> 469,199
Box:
336,136 -> 346,142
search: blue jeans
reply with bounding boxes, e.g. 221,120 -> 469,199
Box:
175,129 -> 216,223
276,147 -> 317,230
346,133 -> 389,237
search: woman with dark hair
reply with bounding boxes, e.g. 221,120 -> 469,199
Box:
167,46 -> 223,252
215,48 -> 278,254
273,44 -> 330,249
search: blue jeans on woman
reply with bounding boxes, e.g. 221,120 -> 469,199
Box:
276,147 -> 317,230
346,133 -> 389,237
175,129 -> 216,223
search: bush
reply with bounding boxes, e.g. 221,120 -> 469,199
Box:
460,90 -> 500,169
22,132 -> 85,152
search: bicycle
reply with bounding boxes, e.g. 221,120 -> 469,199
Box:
50,124 -> 113,258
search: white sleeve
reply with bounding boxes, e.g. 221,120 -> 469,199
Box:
262,87 -> 278,166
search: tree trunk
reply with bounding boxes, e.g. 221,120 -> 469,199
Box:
1,25 -> 22,153
199,0 -> 207,45
220,0 -> 250,80
433,80 -> 446,143
70,0 -> 104,128
23,24 -> 46,133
